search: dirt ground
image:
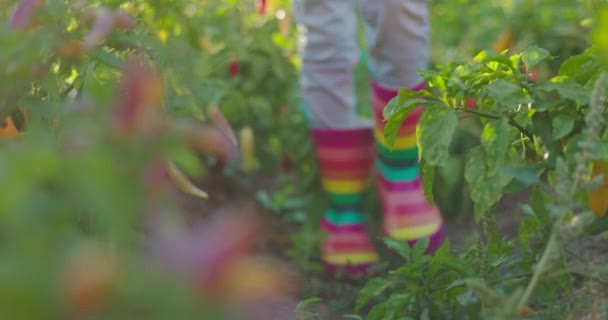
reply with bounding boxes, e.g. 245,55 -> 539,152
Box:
177,171 -> 608,319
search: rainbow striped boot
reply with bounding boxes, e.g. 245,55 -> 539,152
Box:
312,128 -> 379,276
371,82 -> 445,253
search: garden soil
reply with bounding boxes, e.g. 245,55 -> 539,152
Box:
178,171 -> 608,320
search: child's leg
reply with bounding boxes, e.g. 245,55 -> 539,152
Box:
360,0 -> 429,90
292,0 -> 379,275
360,0 -> 445,252
311,128 -> 378,275
292,0 -> 361,129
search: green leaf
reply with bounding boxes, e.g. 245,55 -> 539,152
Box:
383,293 -> 413,320
383,98 -> 427,148
464,147 -> 486,211
295,297 -> 322,319
417,107 -> 459,166
593,141 -> 608,160
429,240 -> 464,277
535,99 -> 563,112
518,216 -> 540,251
383,88 -> 431,147
383,96 -> 402,121
389,263 -> 417,277
482,55 -> 516,70
445,279 -> 467,292
530,186 -> 551,226
585,214 -> 608,236
465,147 -> 511,220
431,238 -> 449,261
169,145 -> 205,177
465,278 -> 502,304
593,8 -> 608,64
473,50 -> 490,63
367,302 -> 387,320
521,45 -> 552,71
296,297 -> 322,308
343,315 -> 365,320
537,81 -> 589,106
383,237 -> 411,259
513,105 -> 535,127
420,308 -> 430,320
384,88 -> 431,119
559,49 -> 602,85
89,50 -> 123,69
481,118 -> 516,173
422,163 -> 434,206
456,289 -> 475,306
484,79 -> 532,110
412,237 -> 430,262
551,111 -> 575,140
356,278 -> 394,311
500,165 -> 544,189
419,69 -> 447,91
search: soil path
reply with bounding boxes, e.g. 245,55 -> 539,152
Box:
177,172 -> 608,319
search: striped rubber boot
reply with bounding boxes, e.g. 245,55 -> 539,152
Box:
371,82 -> 445,253
311,128 -> 379,276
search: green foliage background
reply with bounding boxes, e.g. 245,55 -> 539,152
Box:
1,0 -> 608,319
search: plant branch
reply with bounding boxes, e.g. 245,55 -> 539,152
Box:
455,106 -> 535,141
507,115 -> 535,142
565,247 -> 589,263
518,72 -> 608,315
61,83 -> 75,99
569,270 -> 608,287
456,107 -> 501,119
546,268 -> 608,287
489,273 -> 534,285
517,233 -> 559,311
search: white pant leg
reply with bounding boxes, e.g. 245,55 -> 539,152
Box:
359,0 -> 430,90
291,0 -> 360,129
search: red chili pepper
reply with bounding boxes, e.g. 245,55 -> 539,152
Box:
466,97 -> 476,109
229,61 -> 240,77
0,116 -> 19,138
528,67 -> 538,82
521,65 -> 538,83
258,0 -> 267,15
281,156 -> 293,173
112,60 -> 164,137
9,0 -> 44,30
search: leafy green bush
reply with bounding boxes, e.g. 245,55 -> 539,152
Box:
0,1 -> 300,319
350,8 -> 608,319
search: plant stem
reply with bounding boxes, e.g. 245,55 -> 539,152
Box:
517,232 -> 559,311
481,211 -> 498,281
569,270 -> 608,287
455,107 -> 535,141
61,83 -> 75,98
565,247 -> 589,263
456,107 -> 501,119
489,273 -> 534,285
544,268 -> 608,287
507,115 -> 535,142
